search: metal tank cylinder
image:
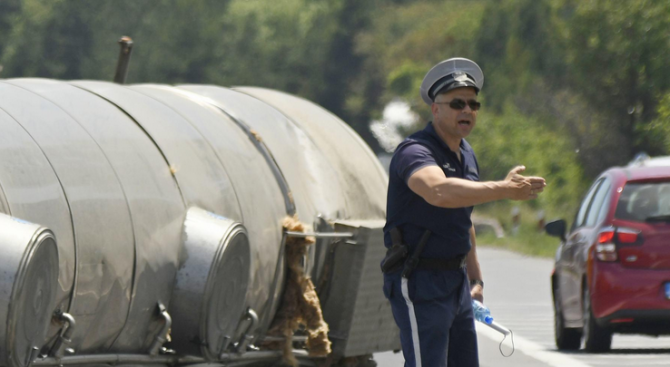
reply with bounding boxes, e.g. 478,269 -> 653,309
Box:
0,78 -> 389,362
169,207 -> 251,359
0,214 -> 59,367
232,87 -> 389,281
125,84 -> 290,341
178,85 -> 349,223
0,79 -> 187,353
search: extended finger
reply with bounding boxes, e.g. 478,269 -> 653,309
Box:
528,176 -> 547,185
531,182 -> 546,190
509,165 -> 526,175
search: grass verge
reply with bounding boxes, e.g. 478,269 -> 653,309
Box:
474,203 -> 566,258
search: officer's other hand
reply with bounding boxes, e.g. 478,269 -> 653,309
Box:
505,165 -> 546,200
471,284 -> 483,303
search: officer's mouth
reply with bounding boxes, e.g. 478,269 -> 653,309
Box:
458,120 -> 471,126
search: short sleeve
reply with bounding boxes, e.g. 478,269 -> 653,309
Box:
392,142 -> 439,184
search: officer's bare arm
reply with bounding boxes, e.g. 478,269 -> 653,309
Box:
467,226 -> 484,302
407,165 -> 546,208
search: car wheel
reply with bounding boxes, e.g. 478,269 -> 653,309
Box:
554,286 -> 581,350
582,285 -> 612,353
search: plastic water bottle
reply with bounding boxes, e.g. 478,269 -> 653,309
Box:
472,300 -> 493,324
472,300 -> 511,336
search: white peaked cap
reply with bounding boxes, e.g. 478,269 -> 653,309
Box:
420,58 -> 484,106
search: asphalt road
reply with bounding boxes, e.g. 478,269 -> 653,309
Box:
373,247 -> 670,367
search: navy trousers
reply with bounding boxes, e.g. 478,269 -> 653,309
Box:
383,267 -> 478,367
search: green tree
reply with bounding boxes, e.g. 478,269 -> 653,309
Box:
559,0 -> 670,157
471,104 -> 586,215
0,0 -> 21,62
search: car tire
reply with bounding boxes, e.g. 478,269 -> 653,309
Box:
582,285 -> 612,353
554,287 -> 582,350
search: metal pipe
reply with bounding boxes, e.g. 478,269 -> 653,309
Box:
49,311 -> 76,358
32,350 -> 310,366
236,308 -> 259,354
34,354 -> 202,366
26,346 -> 40,367
285,231 -> 354,238
261,335 -> 308,343
148,302 -> 172,356
217,335 -> 231,359
113,36 -> 133,84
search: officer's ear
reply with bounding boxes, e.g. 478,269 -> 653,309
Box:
431,101 -> 441,117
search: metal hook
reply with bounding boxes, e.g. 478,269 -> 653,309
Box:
148,302 -> 172,356
235,308 -> 259,354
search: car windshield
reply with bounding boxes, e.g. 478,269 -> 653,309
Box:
615,182 -> 670,222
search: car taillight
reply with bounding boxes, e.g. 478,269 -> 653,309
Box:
598,231 -> 614,244
616,227 -> 640,244
595,227 -> 642,262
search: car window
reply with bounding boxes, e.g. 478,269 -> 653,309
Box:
585,178 -> 611,227
615,181 -> 670,221
572,179 -> 603,231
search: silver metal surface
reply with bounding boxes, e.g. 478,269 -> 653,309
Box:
0,78 -> 392,364
139,85 -> 295,216
128,84 -> 288,338
49,312 -> 76,358
141,85 -> 289,336
0,80 -> 137,352
3,79 -> 186,353
179,86 -> 358,332
179,85 -> 347,223
285,231 -> 354,238
234,87 -> 388,283
19,79 -> 185,353
71,80 -> 239,351
234,87 -> 388,220
0,213 -> 59,367
73,81 -> 239,219
169,207 -> 251,359
31,349 -> 313,366
320,220 -> 400,358
235,308 -> 259,354
0,182 -> 8,214
0,95 -> 75,315
148,303 -> 171,356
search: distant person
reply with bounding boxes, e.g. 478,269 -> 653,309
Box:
381,58 -> 546,367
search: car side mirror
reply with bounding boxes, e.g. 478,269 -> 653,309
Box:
545,219 -> 567,241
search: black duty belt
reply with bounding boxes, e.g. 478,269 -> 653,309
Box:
416,255 -> 467,271
381,227 -> 468,278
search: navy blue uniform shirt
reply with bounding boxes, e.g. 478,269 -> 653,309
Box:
383,122 -> 480,260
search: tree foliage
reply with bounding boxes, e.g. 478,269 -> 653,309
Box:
1,0 -> 670,217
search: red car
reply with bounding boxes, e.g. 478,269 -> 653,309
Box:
546,155 -> 670,352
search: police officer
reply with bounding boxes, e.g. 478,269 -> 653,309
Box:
382,58 -> 546,367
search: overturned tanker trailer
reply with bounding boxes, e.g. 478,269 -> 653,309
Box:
0,78 -> 399,367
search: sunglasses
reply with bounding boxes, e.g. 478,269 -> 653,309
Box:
435,98 -> 481,111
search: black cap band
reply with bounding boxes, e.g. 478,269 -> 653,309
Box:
429,72 -> 479,100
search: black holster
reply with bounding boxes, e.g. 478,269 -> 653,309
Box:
380,228 -> 408,274
381,227 -> 432,278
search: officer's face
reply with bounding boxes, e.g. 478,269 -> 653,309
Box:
431,87 -> 478,143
